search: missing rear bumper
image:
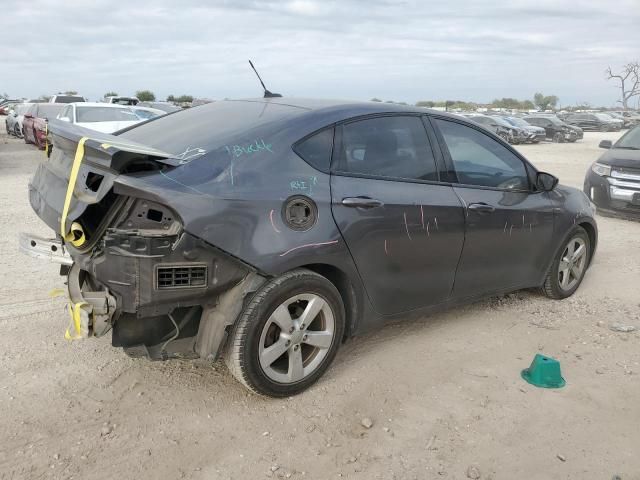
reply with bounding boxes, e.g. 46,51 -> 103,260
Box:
19,233 -> 72,265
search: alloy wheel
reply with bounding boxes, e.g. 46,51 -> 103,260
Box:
558,237 -> 587,291
258,293 -> 335,384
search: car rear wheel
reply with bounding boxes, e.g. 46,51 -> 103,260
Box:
14,124 -> 21,137
224,269 -> 345,397
541,226 -> 590,299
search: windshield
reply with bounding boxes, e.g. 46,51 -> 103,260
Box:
595,113 -> 613,121
615,126 -> 640,149
490,117 -> 513,127
76,107 -> 140,123
131,108 -> 160,120
538,116 -> 563,126
505,117 -> 529,127
141,102 -> 181,113
36,104 -> 64,118
54,95 -> 84,103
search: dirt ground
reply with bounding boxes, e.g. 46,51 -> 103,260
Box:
0,127 -> 639,480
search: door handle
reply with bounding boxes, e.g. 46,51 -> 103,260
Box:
467,202 -> 495,214
341,197 -> 384,209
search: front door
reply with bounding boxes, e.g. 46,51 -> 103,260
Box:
330,115 -> 466,315
432,117 -> 555,299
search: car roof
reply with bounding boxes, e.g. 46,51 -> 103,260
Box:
222,97 -> 460,121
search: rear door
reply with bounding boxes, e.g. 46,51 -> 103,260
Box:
431,117 -> 555,299
330,115 -> 465,315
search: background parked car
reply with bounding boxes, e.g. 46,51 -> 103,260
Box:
606,112 -> 635,128
565,112 -> 620,131
23,103 -> 64,149
129,105 -> 166,120
0,102 -> 19,115
501,116 -> 546,143
0,99 -> 21,112
104,96 -> 139,105
5,103 -> 32,137
48,94 -> 85,104
525,115 -> 578,142
599,112 -> 626,129
584,125 -> 640,219
137,101 -> 182,113
57,102 -> 143,133
463,114 -> 524,144
616,111 -> 640,127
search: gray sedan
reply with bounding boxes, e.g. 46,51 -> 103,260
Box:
21,98 -> 598,397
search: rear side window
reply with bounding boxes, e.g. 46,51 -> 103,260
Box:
293,127 -> 334,172
336,116 -> 438,181
435,118 -> 529,191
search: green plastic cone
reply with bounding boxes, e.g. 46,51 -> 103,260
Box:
521,354 -> 566,388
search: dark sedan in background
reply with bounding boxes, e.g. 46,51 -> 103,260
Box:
21,98 -> 597,396
526,115 -> 579,142
501,116 -> 546,143
23,103 -> 64,149
565,112 -> 621,132
585,125 -> 640,219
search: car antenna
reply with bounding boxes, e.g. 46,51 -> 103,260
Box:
248,60 -> 282,98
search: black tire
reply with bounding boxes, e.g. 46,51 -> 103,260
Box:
541,226 -> 590,299
224,269 -> 345,397
14,124 -> 20,137
552,132 -> 564,143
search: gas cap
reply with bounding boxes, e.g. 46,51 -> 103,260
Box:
282,195 -> 317,231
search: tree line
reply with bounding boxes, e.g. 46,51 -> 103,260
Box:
373,93 -> 559,111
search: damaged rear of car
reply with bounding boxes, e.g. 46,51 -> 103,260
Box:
21,100 -> 363,396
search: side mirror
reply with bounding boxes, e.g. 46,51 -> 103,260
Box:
536,172 -> 558,192
24,114 -> 33,119
599,140 -> 612,149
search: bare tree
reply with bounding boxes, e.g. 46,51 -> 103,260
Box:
606,62 -> 640,109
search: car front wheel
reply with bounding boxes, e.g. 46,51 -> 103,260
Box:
541,226 -> 590,299
224,269 -> 345,397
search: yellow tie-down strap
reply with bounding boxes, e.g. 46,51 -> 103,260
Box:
65,302 -> 91,340
60,137 -> 88,248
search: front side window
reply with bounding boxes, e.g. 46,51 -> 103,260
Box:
337,116 -> 438,181
435,118 -> 529,190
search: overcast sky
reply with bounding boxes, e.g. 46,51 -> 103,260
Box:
3,0 -> 639,106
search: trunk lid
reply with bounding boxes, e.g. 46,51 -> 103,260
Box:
29,120 -> 181,248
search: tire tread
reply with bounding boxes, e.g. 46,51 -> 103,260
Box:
224,269 -> 341,396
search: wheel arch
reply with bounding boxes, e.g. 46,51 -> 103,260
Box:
299,263 -> 361,340
578,221 -> 597,267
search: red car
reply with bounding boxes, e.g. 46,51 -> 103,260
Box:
23,103 -> 64,149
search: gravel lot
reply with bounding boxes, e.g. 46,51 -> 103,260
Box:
1,129 -> 639,480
